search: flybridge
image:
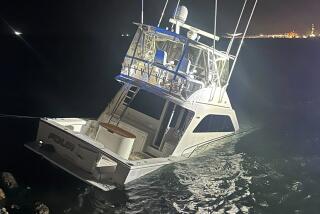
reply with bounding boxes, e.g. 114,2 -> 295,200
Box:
118,23 -> 231,101
117,0 -> 257,102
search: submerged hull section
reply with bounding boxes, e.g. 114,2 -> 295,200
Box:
25,119 -> 174,190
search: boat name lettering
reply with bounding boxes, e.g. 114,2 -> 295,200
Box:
48,133 -> 75,151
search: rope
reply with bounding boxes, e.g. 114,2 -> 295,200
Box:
0,114 -> 41,119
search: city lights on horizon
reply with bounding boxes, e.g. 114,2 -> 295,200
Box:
242,24 -> 320,39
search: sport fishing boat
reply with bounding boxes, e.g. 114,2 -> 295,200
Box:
25,1 -> 257,191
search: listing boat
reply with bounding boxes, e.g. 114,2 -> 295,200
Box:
25,1 -> 257,191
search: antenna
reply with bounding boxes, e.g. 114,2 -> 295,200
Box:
141,0 -> 144,24
158,0 -> 169,27
213,0 -> 218,51
171,0 -> 181,30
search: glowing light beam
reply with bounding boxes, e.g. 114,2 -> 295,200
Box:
0,16 -> 47,64
14,31 -> 22,36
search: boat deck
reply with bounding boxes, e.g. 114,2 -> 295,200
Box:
129,152 -> 153,161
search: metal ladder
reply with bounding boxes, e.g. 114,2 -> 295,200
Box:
108,84 -> 140,126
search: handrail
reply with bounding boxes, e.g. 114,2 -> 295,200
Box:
181,127 -> 257,158
133,23 -> 233,60
124,55 -> 188,79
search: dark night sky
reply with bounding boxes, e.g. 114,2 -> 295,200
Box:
0,0 -> 319,118
1,0 -> 320,36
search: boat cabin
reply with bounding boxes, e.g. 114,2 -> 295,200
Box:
94,86 -> 238,160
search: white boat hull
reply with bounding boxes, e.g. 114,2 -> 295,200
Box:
25,119 -> 175,191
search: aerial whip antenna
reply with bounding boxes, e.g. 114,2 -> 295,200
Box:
141,0 -> 144,24
171,0 -> 181,30
158,0 -> 169,27
213,0 -> 218,51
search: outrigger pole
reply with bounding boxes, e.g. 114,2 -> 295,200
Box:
209,0 -> 220,101
218,0 -> 249,102
226,0 -> 258,86
219,0 -> 258,102
226,0 -> 249,54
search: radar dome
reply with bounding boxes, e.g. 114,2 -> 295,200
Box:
174,5 -> 188,23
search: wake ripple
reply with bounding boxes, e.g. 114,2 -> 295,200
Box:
75,138 -> 256,213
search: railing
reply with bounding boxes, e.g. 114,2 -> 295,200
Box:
121,55 -> 205,100
181,127 -> 257,158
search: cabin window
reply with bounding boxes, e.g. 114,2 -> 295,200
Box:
129,90 -> 165,120
193,115 -> 235,133
155,40 -> 184,66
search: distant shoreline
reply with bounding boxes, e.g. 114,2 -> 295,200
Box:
222,37 -> 320,40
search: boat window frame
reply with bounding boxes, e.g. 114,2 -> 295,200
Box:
129,89 -> 166,121
125,25 -> 190,80
193,114 -> 235,133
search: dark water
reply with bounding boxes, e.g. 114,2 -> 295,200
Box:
1,39 -> 320,213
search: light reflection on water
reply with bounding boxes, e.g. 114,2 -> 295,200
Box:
171,141 -> 253,213
68,136 -> 256,214
65,126 -> 320,214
